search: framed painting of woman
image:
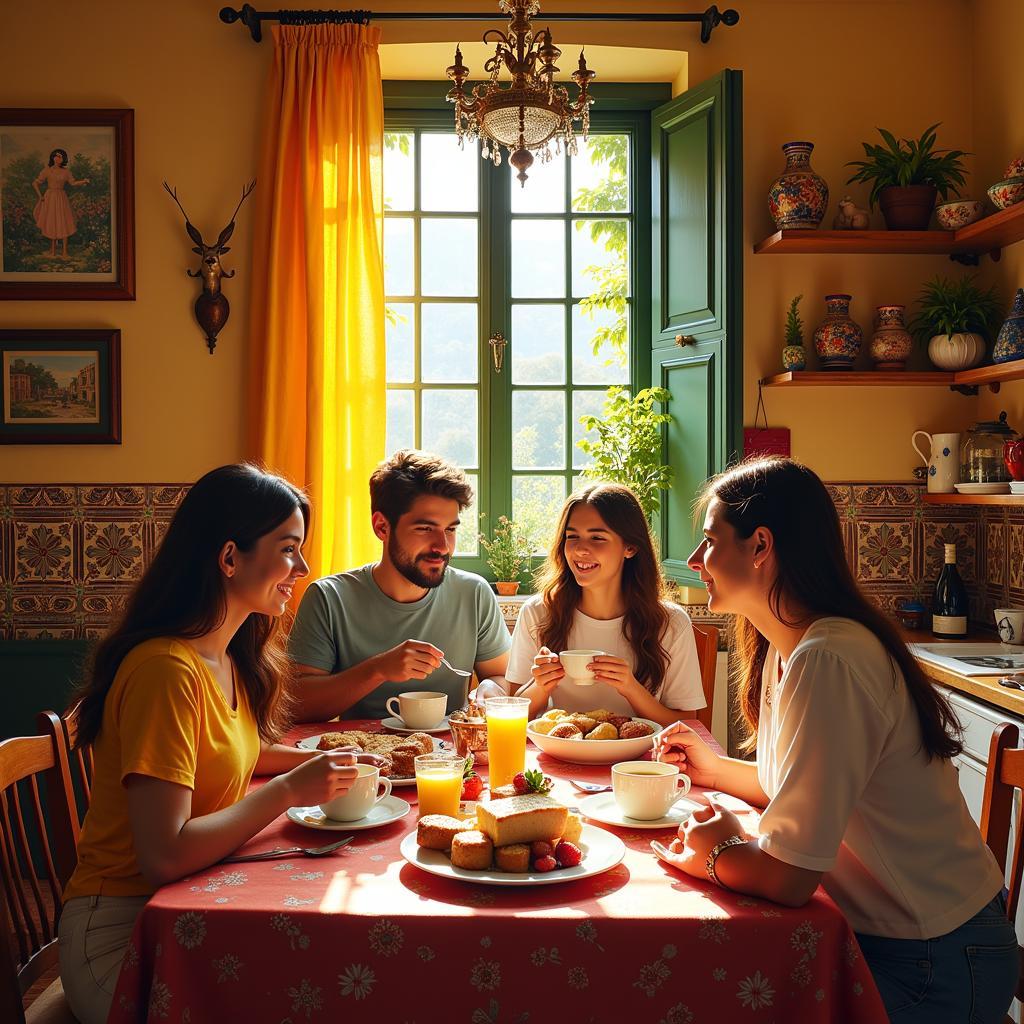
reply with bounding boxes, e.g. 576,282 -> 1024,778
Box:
0,109 -> 135,300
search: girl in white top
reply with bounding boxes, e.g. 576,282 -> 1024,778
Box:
653,457 -> 1016,1023
509,483 -> 705,726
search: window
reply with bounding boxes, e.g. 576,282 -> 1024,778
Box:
384,97 -> 653,573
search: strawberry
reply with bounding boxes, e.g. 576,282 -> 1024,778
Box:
461,752 -> 483,800
512,771 -> 529,794
515,769 -> 554,796
554,840 -> 582,868
530,840 -> 553,859
533,854 -> 558,873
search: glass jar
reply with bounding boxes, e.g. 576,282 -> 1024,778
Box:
961,411 -> 1019,483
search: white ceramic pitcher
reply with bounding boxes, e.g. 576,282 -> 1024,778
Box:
911,431 -> 961,493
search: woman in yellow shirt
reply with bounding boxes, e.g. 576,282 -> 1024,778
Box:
59,464 -> 370,1024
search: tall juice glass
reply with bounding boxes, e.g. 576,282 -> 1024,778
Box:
486,696 -> 530,788
414,753 -> 465,818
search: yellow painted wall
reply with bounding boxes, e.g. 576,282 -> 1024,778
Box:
0,0 -> 1000,484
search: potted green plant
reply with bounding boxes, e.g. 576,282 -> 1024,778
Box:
846,124 -> 968,230
908,275 -> 1002,370
479,515 -> 532,595
576,385 -> 674,523
781,294 -> 806,371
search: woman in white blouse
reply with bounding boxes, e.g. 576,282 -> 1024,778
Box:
653,457 -> 1017,1023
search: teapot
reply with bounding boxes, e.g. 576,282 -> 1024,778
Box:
1005,438 -> 1024,482
962,411 -> 1018,484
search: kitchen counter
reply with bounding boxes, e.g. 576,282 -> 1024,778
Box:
901,626 -> 1024,716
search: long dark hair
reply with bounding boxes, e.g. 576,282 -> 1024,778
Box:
699,457 -> 962,760
73,464 -> 310,748
48,148 -> 69,167
534,483 -> 672,693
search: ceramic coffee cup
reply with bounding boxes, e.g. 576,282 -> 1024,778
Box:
611,760 -> 691,820
385,691 -> 448,729
558,650 -> 605,686
319,764 -> 392,821
995,608 -> 1024,646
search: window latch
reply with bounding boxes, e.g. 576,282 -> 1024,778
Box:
489,332 -> 508,373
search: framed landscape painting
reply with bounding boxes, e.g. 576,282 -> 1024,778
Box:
0,329 -> 121,444
0,109 -> 135,300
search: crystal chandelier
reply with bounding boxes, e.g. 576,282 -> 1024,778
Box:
445,0 -> 596,186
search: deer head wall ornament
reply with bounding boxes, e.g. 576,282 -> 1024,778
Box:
163,180 -> 255,353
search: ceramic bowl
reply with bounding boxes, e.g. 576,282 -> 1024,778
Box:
527,717 -> 662,765
1004,158 -> 1024,179
988,177 -> 1024,211
935,199 -> 985,230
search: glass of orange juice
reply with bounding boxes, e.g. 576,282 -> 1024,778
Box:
485,696 -> 530,788
414,752 -> 465,818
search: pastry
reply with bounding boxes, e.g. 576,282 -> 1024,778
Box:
316,731 -> 349,751
607,715 -> 632,731
542,708 -> 567,722
389,743 -> 421,776
488,783 -> 519,800
560,811 -> 583,844
405,732 -> 435,755
564,714 -> 597,734
584,722 -> 618,740
476,794 -> 568,846
416,814 -> 468,851
530,718 -> 558,735
451,830 -> 494,870
375,753 -> 395,778
494,843 -> 531,873
585,708 -> 616,723
618,720 -> 655,739
549,723 -> 583,740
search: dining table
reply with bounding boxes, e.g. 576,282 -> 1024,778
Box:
107,719 -> 886,1023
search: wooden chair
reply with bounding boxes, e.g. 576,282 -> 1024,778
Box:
691,623 -> 719,733
0,726 -> 81,1023
36,710 -> 90,833
979,722 -> 1024,1023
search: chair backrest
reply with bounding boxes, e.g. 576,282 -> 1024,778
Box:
37,708 -> 91,833
979,721 -> 1024,1015
0,729 -> 79,1022
691,623 -> 719,732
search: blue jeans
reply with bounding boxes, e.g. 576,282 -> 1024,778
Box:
855,891 -> 1019,1023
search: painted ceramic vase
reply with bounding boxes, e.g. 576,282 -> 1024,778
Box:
869,305 -> 913,370
768,142 -> 829,230
781,345 -> 807,371
993,288 -> 1024,364
813,294 -> 862,370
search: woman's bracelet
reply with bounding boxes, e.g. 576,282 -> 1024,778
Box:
705,835 -> 747,887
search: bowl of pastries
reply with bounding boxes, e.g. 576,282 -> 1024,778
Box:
526,708 -> 661,764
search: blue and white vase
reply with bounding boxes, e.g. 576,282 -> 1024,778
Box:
993,288 -> 1024,364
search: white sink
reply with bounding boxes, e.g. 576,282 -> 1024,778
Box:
910,642 -> 1024,676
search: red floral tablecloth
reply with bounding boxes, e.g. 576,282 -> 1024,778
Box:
108,721 -> 886,1023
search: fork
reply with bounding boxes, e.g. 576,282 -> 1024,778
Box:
222,836 -> 354,863
570,779 -> 612,794
440,656 -> 472,677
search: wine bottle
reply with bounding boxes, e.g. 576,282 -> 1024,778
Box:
932,543 -> 968,638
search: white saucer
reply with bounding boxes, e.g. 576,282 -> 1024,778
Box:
380,716 -> 450,735
577,791 -> 700,830
1010,481 -> 1024,493
286,795 -> 411,831
954,482 -> 1010,494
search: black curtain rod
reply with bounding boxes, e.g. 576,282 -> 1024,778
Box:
219,4 -> 740,44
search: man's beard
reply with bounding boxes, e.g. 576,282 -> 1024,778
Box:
388,534 -> 450,589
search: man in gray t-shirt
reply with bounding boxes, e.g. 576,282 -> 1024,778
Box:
288,450 -> 511,722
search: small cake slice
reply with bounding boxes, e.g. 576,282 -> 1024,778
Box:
495,843 -> 531,873
451,830 -> 494,870
487,783 -> 519,801
476,794 -> 568,846
560,811 -> 583,845
416,814 -> 468,851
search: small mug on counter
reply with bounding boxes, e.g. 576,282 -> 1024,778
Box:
995,608 -> 1024,645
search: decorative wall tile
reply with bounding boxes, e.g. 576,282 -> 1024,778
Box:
14,521 -> 74,582
922,520 -> 978,585
987,522 -> 1007,588
856,521 -> 913,581
1009,522 -> 1024,593
83,520 -> 144,582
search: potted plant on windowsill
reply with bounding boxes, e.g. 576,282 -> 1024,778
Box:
479,515 -> 532,596
846,124 -> 968,231
908,275 -> 1002,371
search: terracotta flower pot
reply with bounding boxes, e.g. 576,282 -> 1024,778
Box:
878,184 -> 937,231
494,581 -> 521,596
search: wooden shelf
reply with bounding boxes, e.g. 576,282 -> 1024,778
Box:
951,357 -> 1024,387
923,493 -> 1024,506
761,371 -> 955,387
754,201 -> 1024,257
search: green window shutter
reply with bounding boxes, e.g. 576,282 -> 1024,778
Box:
651,70 -> 743,586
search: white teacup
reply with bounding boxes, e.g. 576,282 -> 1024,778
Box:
385,691 -> 448,729
612,760 -> 691,821
319,764 -> 392,822
558,649 -> 605,686
996,608 -> 1024,646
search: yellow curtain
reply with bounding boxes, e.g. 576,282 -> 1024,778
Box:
249,23 -> 385,596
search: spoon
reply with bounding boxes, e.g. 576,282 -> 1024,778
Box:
440,656 -> 472,677
570,779 -> 612,793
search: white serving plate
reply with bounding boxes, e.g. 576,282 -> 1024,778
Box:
286,795 -> 411,831
577,791 -> 701,830
399,823 -> 624,886
296,734 -> 447,786
954,482 -> 1010,494
527,717 -> 662,765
